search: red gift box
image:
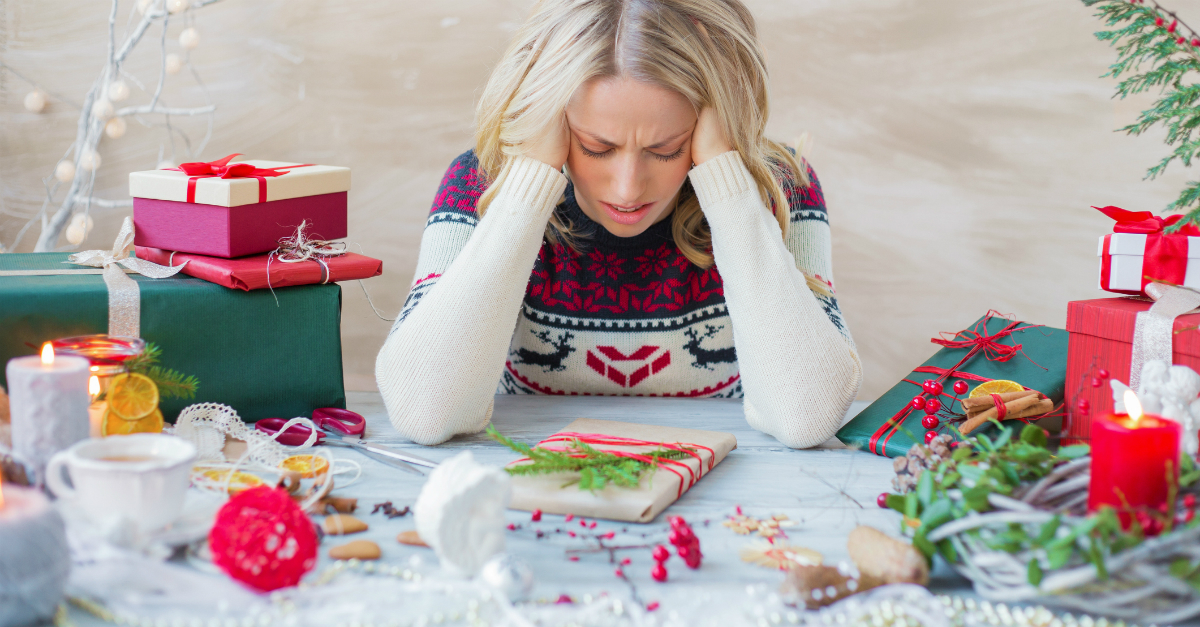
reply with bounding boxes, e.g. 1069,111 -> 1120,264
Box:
132,193 -> 347,259
135,246 -> 382,291
1065,297 -> 1200,442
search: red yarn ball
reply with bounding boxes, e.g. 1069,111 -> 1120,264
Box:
952,381 -> 969,395
209,486 -> 318,592
922,380 -> 943,396
910,396 -> 925,410
923,398 -> 942,415
921,415 -> 940,430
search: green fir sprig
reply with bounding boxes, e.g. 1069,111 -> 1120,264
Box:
486,425 -> 696,492
1083,0 -> 1200,228
120,342 -> 199,400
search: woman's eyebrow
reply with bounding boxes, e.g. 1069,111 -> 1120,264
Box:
577,129 -> 691,149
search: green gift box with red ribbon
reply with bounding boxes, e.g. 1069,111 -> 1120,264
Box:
837,312 -> 1070,457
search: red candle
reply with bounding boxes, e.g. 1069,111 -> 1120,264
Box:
1088,390 -> 1181,525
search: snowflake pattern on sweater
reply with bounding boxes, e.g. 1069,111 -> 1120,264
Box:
395,150 -> 852,398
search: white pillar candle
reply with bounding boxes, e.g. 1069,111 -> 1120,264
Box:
6,344 -> 90,476
0,482 -> 70,626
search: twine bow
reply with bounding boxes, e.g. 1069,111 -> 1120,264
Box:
167,154 -> 314,204
66,216 -> 186,337
263,220 -> 347,300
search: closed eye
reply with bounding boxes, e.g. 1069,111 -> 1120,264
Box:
578,141 -> 612,159
651,145 -> 687,162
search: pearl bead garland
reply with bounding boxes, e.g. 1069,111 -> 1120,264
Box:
54,161 -> 76,184
79,150 -> 102,172
24,90 -> 47,113
165,53 -> 183,75
105,117 -> 127,139
91,98 -> 115,120
179,28 -> 200,51
107,79 -> 130,102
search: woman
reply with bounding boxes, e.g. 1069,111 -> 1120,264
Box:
376,0 -> 861,447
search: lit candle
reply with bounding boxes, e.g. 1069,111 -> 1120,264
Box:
0,474 -> 71,626
1088,390 -> 1182,526
5,343 -> 90,476
87,375 -> 107,439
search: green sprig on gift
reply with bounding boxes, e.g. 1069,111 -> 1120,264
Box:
1083,1 -> 1200,230
486,425 -> 696,492
885,420 -> 1199,584
103,342 -> 199,401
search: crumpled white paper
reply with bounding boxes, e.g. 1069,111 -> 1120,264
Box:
414,450 -> 512,577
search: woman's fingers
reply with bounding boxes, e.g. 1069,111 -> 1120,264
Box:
526,115 -> 571,170
691,107 -> 733,166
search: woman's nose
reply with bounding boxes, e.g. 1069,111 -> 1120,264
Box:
611,153 -> 646,205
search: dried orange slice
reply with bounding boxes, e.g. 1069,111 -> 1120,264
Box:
279,454 -> 329,479
198,469 -> 264,495
106,373 -> 159,420
968,380 -> 1024,399
101,407 -> 164,436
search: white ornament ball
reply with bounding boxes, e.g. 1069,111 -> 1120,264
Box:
91,99 -> 114,120
65,214 -> 95,246
156,160 -> 175,170
79,150 -> 102,172
179,28 -> 200,51
106,80 -> 130,102
23,91 -> 47,113
167,0 -> 188,13
478,554 -> 534,602
414,451 -> 511,577
104,117 -> 127,139
164,53 -> 183,75
54,161 -> 76,183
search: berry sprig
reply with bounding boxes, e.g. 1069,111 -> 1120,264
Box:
1126,0 -> 1200,54
908,378 -> 970,445
668,516 -> 703,569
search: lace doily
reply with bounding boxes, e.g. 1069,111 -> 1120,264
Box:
172,403 -> 316,468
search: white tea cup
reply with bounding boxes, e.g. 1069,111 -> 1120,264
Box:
45,434 -> 197,532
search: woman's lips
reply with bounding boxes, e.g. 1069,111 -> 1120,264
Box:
600,201 -> 653,226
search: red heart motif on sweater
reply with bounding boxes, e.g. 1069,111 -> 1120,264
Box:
585,346 -> 671,387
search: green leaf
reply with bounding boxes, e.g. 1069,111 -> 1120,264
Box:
991,425 -> 1013,450
905,492 -> 919,519
917,469 -> 934,507
952,445 -> 974,462
919,499 -> 954,530
938,539 -> 958,564
977,433 -> 996,452
912,529 -> 936,562
1020,424 -> 1048,448
886,493 -> 907,513
1035,515 -> 1061,546
1028,558 -> 1044,587
1057,445 -> 1091,460
1170,558 -> 1199,580
1047,544 -> 1073,570
963,487 -> 991,512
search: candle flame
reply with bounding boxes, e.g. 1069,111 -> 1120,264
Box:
41,342 -> 54,366
89,375 -> 100,396
1125,389 -> 1143,425
90,365 -> 99,372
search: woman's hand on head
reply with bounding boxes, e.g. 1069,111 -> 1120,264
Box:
690,107 -> 733,166
525,114 -> 571,171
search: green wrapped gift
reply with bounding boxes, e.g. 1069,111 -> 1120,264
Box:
837,312 -> 1069,458
0,253 -> 345,422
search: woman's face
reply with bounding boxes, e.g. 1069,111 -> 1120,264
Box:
564,76 -> 697,237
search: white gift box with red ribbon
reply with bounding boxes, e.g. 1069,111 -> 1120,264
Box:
1095,206 -> 1200,297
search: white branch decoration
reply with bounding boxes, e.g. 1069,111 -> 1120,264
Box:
2,0 -> 224,253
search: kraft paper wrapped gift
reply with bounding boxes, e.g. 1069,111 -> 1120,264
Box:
0,253 -> 346,422
130,156 -> 350,258
505,418 -> 737,523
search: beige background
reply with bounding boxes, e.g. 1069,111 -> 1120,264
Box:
1,0 -> 1191,399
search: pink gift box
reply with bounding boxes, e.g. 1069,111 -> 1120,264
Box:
132,192 -> 347,259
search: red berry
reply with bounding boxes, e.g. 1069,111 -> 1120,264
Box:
602,531 -> 616,539
652,545 -> 671,562
910,396 -> 925,410
568,531 -> 576,538
953,380 -> 969,395
922,380 -> 943,396
589,521 -> 597,529
651,564 -> 668,582
647,601 -> 660,611
668,530 -> 682,546
1157,16 -> 1165,26
1169,19 -> 1178,33
1178,36 -> 1187,44
1076,398 -> 1090,412
556,594 -> 573,604
507,523 -> 516,530
1184,494 -> 1196,509
1097,369 -> 1109,379
580,519 -> 587,527
565,513 -> 574,522
1091,377 -> 1102,388
924,398 -> 942,415
568,556 -> 579,562
614,568 -> 624,578
685,555 -> 702,569
531,509 -> 542,522
677,545 -> 691,559
1193,38 -> 1200,47
621,557 -> 632,566
925,431 -> 938,444
877,493 -> 890,508
921,415 -> 939,430
735,505 -> 742,515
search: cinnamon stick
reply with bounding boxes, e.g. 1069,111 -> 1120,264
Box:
960,394 -> 1043,435
960,390 -> 1037,412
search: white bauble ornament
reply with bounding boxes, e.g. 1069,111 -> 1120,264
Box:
90,99 -> 114,120
478,554 -> 534,602
167,0 -> 188,13
23,91 -> 47,113
413,451 -> 511,577
106,80 -> 130,102
104,117 -> 127,139
164,53 -> 183,75
65,214 -> 95,246
179,28 -> 200,51
54,161 -> 76,183
79,150 -> 101,172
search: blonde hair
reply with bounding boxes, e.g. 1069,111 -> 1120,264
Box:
474,0 -> 809,270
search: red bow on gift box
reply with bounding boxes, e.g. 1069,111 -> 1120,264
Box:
167,154 -> 314,204
1094,205 -> 1200,236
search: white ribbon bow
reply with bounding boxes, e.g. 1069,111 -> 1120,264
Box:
65,216 -> 186,337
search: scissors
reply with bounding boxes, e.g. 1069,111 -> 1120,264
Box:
255,408 -> 438,475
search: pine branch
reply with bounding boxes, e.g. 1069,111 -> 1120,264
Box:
121,341 -> 199,400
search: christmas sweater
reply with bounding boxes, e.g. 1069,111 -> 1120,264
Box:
376,150 -> 862,447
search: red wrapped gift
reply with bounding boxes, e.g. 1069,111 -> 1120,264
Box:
135,246 -> 382,291
1096,205 -> 1200,297
1066,294 -> 1200,442
130,155 -> 350,258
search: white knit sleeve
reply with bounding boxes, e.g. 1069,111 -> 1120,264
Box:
688,151 -> 862,448
375,156 -> 568,445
